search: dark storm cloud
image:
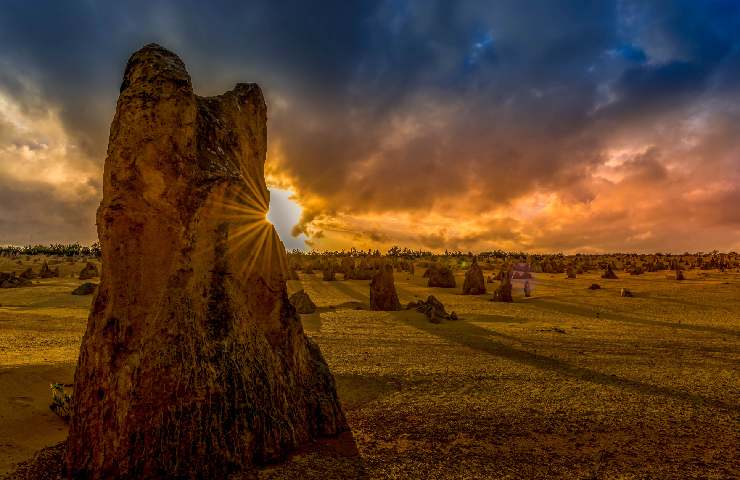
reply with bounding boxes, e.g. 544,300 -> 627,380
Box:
0,0 -> 739,250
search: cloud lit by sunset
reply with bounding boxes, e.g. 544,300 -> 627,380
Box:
1,1 -> 738,252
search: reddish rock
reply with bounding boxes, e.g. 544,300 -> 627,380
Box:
65,44 -> 347,479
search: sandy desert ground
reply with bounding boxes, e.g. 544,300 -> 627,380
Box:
0,256 -> 738,479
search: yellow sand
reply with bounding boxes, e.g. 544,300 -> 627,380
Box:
1,257 -> 738,478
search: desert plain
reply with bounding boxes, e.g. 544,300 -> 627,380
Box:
0,255 -> 737,479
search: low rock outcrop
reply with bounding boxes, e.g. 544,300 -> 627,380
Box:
408,295 -> 457,323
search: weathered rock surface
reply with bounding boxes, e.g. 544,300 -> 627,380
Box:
426,265 -> 456,288
369,264 -> 401,311
77,262 -> 99,280
65,44 -> 346,479
289,289 -> 318,314
462,258 -> 486,295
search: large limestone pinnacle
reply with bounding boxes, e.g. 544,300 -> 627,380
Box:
65,44 -> 348,478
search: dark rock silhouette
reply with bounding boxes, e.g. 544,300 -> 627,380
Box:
78,262 -> 99,280
0,272 -> 31,288
462,258 -> 486,295
71,282 -> 97,296
601,264 -> 618,279
322,263 -> 336,281
492,265 -> 513,302
524,280 -> 532,297
65,44 -> 347,479
408,295 -> 457,323
39,261 -> 59,278
289,289 -> 318,314
426,265 -> 456,288
369,264 -> 401,311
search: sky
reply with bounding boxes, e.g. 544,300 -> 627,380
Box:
0,0 -> 739,253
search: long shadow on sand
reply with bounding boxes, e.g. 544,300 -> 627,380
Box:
328,281 -> 370,304
528,298 -> 740,338
400,313 -> 738,414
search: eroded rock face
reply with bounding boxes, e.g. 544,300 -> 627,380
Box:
462,258 -> 486,295
65,44 -> 347,479
369,264 -> 401,311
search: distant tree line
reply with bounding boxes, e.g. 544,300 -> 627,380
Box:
0,242 -> 101,258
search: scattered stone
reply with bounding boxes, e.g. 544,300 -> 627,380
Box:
492,265 -> 513,302
322,263 -> 336,281
0,272 -> 31,288
674,261 -> 685,281
65,44 -> 346,478
78,262 -> 99,280
409,295 -> 456,323
39,261 -> 59,278
426,265 -> 456,288
621,288 -> 634,297
71,282 -> 97,295
369,264 -> 401,311
601,264 -> 619,279
19,267 -> 35,279
340,257 -> 355,278
566,267 -> 576,279
462,257 -> 486,295
289,289 -> 318,314
588,283 -> 601,290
